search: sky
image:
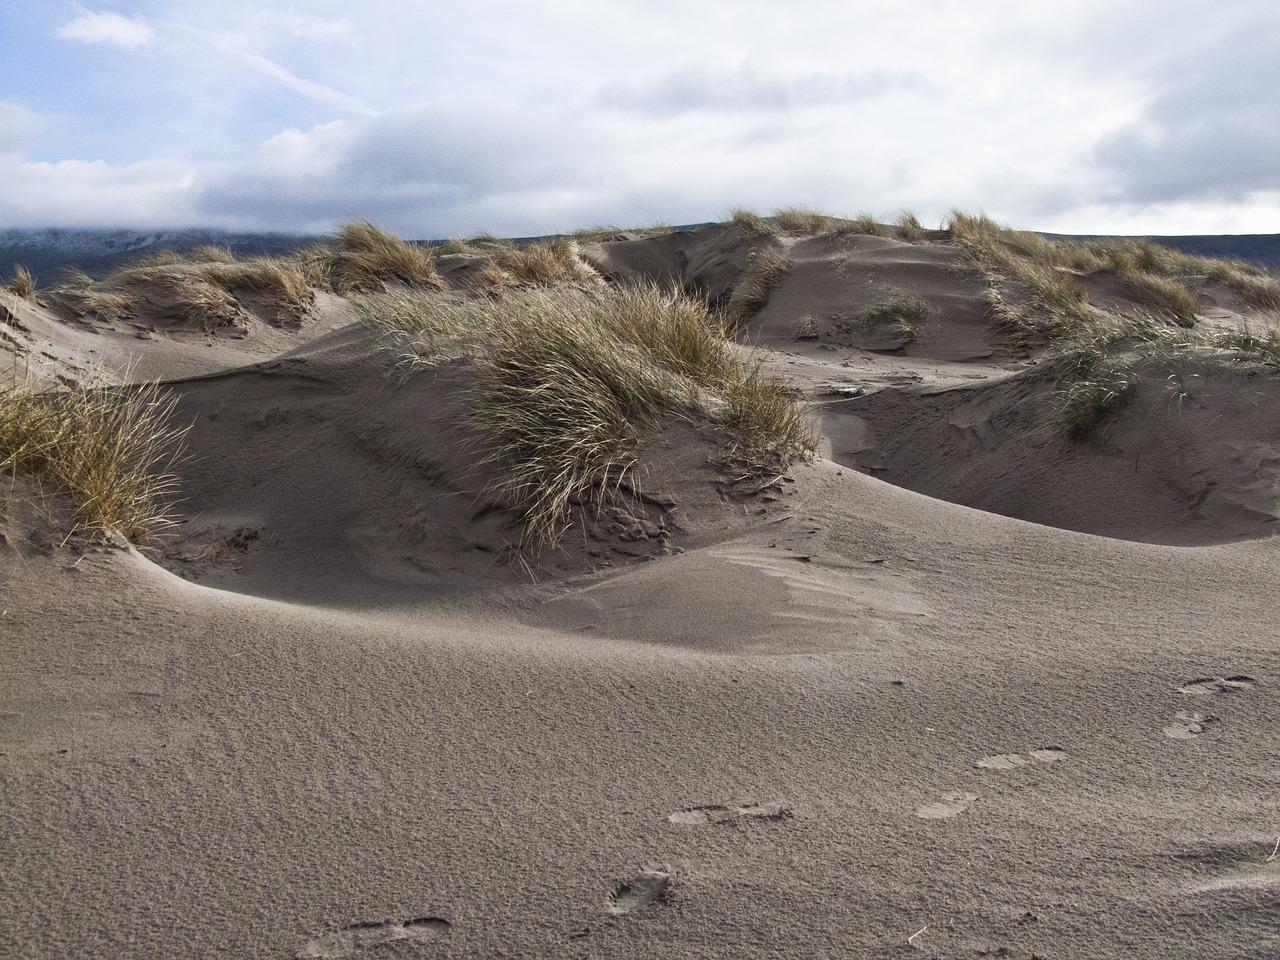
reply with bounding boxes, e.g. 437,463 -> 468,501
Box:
0,0 -> 1276,238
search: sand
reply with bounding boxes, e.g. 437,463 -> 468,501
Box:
2,227 -> 1278,959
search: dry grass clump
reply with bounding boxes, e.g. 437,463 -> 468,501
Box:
134,271 -> 245,332
436,237 -> 479,256
493,239 -> 601,286
355,283 -> 814,551
773,207 -> 838,234
202,258 -> 311,305
730,208 -> 781,239
0,377 -> 186,543
187,245 -> 236,263
6,266 -> 36,299
1121,272 -> 1199,327
1205,267 -> 1280,311
951,211 -> 1280,344
1211,319 -> 1280,365
724,247 -> 793,328
950,212 -> 1096,342
863,294 -> 932,346
323,221 -> 444,294
894,212 -> 926,242
1048,314 -> 1280,438
833,214 -> 885,239
57,271 -> 135,322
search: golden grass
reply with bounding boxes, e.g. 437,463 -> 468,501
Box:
724,247 -> 792,328
494,239 -> 601,286
730,208 -> 780,239
64,285 -> 134,323
0,377 -> 187,543
773,207 -> 838,234
950,212 -> 1280,346
833,213 -> 885,239
1121,273 -> 1199,326
894,212 -> 926,242
436,237 -> 478,256
187,245 -> 236,263
6,265 -> 35,299
324,221 -> 444,294
950,212 -> 1096,342
355,283 -> 814,552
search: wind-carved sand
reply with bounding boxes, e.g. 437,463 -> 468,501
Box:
3,215 -> 1279,959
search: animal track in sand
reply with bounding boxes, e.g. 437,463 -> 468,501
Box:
974,747 -> 1068,770
1163,711 -> 1218,740
1178,675 -> 1259,695
605,869 -> 671,915
296,917 -> 450,958
667,800 -> 793,825
915,792 -> 978,820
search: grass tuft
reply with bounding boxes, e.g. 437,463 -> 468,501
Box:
730,208 -> 781,239
894,212 -> 926,242
863,294 -> 932,346
724,247 -> 792,328
324,221 -> 444,294
1121,273 -> 1199,327
0,377 -> 187,543
833,214 -> 885,239
773,207 -> 837,234
354,283 -> 814,552
493,239 -> 601,286
6,265 -> 36,299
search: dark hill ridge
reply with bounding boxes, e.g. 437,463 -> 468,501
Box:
2,225 -> 1277,283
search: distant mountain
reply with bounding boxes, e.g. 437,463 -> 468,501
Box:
2,226 -> 1277,286
0,228 -> 324,284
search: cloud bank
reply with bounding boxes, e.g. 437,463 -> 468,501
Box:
0,0 -> 1276,237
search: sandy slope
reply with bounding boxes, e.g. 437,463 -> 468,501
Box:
3,228 -> 1278,959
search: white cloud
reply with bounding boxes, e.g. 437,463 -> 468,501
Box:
56,10 -> 156,50
11,0 -> 1280,236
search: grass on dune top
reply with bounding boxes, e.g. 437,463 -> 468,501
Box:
355,282 -> 815,552
949,211 -> 1280,343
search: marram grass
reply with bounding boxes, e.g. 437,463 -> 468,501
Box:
356,283 -> 815,552
0,377 -> 188,544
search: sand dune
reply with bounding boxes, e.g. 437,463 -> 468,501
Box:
3,219 -> 1278,959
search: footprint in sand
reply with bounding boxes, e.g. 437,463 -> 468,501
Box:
297,917 -> 450,958
667,800 -> 792,825
1164,710 -> 1218,740
606,869 -> 671,916
1178,675 -> 1259,696
915,792 -> 978,820
974,747 -> 1068,770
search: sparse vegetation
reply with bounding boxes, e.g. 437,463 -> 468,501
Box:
6,265 -> 36,299
794,315 -> 820,340
724,247 -> 792,328
492,239 -> 601,286
773,208 -> 837,234
1120,272 -> 1199,327
863,294 -> 931,346
186,245 -> 236,263
894,212 -> 926,242
730,208 -> 780,239
1047,314 -> 1279,438
322,221 -> 444,294
0,377 -> 187,543
950,212 -> 1094,342
355,283 -> 814,551
833,214 -> 885,239
950,211 -> 1280,347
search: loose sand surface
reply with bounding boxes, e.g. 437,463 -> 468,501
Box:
3,227 -> 1277,959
